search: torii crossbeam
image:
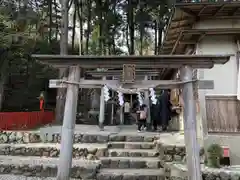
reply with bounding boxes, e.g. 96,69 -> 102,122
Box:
86,69 -> 159,78
33,54 -> 229,68
33,54 -> 231,180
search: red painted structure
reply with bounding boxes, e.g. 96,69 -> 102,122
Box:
0,111 -> 54,130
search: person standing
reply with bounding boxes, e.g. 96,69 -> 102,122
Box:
159,90 -> 172,131
137,104 -> 147,132
124,100 -> 130,124
152,101 -> 160,131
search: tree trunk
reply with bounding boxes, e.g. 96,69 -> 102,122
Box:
112,1 -> 117,55
97,0 -> 103,55
85,0 -> 92,54
0,50 -> 9,111
0,80 -> 5,111
157,23 -> 162,55
139,3 -> 144,55
126,25 -> 130,54
71,3 -> 77,51
54,0 -> 59,40
80,0 -> 84,55
55,0 -> 69,124
76,0 -> 84,55
48,0 -> 53,44
128,0 -> 134,55
154,21 -> 158,55
140,24 -> 143,55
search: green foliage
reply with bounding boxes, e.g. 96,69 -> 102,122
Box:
206,144 -> 223,168
0,0 -> 173,111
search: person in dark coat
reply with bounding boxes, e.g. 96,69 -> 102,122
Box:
151,99 -> 161,131
159,89 -> 172,131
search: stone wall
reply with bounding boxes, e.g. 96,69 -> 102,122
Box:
0,131 -> 111,144
155,140 -> 240,180
156,140 -> 204,163
0,131 -> 158,144
0,158 -> 100,179
0,144 -> 106,159
165,162 -> 240,180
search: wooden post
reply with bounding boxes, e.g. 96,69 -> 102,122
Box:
180,66 -> 202,180
144,75 -> 151,129
57,66 -> 80,180
99,76 -> 106,130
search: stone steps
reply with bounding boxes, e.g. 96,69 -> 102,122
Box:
0,132 -> 110,144
0,130 -> 163,179
96,168 -> 165,180
109,135 -> 156,142
108,141 -> 155,149
0,155 -> 100,179
101,134 -> 162,179
108,148 -> 159,157
0,143 -> 107,158
0,131 -> 157,144
100,157 -> 161,169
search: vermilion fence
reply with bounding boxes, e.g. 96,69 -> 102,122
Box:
0,111 -> 55,130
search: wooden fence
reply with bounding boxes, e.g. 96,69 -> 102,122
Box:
206,95 -> 240,133
0,111 -> 54,130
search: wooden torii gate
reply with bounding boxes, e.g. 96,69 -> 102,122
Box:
32,54 -> 231,180
86,69 -> 160,127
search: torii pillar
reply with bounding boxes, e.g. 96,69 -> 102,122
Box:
144,75 -> 151,129
57,66 -> 80,180
180,65 -> 201,180
99,76 -> 106,130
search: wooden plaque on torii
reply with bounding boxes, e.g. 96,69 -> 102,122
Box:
122,64 -> 136,83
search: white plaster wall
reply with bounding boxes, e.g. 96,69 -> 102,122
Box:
194,19 -> 239,95
194,20 -> 240,165
196,35 -> 238,95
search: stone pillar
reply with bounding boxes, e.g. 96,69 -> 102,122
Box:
57,66 -> 80,180
144,76 -> 151,129
180,66 -> 202,180
120,106 -> 124,125
110,76 -> 115,125
99,76 -> 106,130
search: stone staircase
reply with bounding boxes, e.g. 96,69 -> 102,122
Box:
97,135 -> 164,180
0,131 -> 165,180
0,131 -> 105,179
